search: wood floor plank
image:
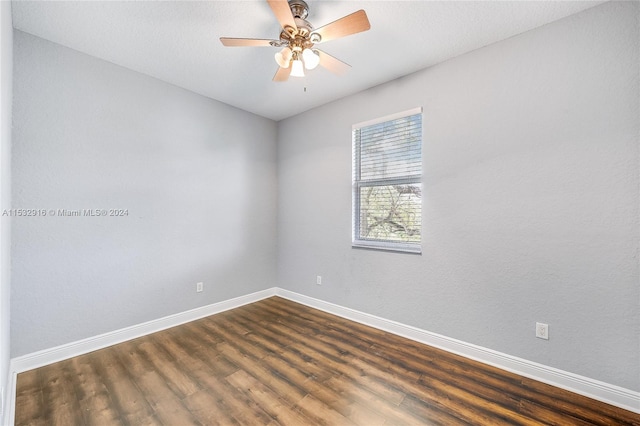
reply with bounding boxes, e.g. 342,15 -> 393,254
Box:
180,319 -> 226,350
135,336 -> 201,399
88,347 -> 156,425
399,393 -> 470,426
321,375 -> 432,425
39,360 -> 85,426
65,356 -> 124,426
114,339 -> 202,425
518,399 -> 597,426
517,375 -> 639,424
225,369 -> 313,425
295,394 -> 358,426
267,298 -> 636,425
228,308 -> 405,424
267,302 -> 538,425
416,372 -> 540,425
259,352 -> 391,425
14,296 -> 640,426
182,389 -> 239,426
205,378 -> 277,426
282,329 -> 411,408
215,341 -> 308,406
215,339 -> 362,426
14,369 -> 46,426
162,326 -> 264,425
365,326 -> 628,425
233,305 -> 438,425
280,338 -> 457,425
138,369 -> 202,425
165,321 -> 240,379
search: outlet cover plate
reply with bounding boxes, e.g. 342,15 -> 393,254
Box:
536,322 -> 549,340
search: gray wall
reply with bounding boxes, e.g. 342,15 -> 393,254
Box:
277,1 -> 639,391
11,31 -> 278,357
0,0 -> 12,418
9,0 -> 639,396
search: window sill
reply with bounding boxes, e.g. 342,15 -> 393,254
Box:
352,241 -> 422,254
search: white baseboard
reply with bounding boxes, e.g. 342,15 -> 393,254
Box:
10,288 -> 276,374
274,288 -> 640,415
5,287 -> 639,424
2,372 -> 15,426
4,288 -> 276,426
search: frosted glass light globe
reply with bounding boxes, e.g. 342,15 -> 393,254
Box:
291,59 -> 305,77
302,48 -> 320,70
274,47 -> 293,68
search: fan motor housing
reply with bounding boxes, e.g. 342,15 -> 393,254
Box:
279,0 -> 316,47
289,0 -> 309,19
290,0 -> 313,37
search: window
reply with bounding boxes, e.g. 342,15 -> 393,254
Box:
352,108 -> 422,253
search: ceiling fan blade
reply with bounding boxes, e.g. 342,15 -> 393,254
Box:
220,37 -> 275,47
273,65 -> 292,82
312,10 -> 371,43
267,0 -> 297,34
317,50 -> 351,75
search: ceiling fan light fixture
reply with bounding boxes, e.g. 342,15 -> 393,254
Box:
220,1 -> 371,82
274,47 -> 293,68
291,57 -> 305,77
302,48 -> 320,70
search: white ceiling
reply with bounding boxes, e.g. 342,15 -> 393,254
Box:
12,0 -> 605,121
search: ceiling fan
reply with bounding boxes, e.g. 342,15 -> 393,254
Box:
220,0 -> 371,82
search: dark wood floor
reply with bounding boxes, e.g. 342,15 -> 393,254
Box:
14,296 -> 640,425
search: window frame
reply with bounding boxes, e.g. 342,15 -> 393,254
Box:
352,107 -> 423,254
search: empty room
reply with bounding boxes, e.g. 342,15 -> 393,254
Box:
0,0 -> 638,424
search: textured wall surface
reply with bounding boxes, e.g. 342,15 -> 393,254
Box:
277,1 -> 639,391
11,31 -> 278,356
1,0 -> 13,418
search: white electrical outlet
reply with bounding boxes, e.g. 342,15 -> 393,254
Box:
316,275 -> 322,285
536,322 -> 549,340
196,282 -> 203,293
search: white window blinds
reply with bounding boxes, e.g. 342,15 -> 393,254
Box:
352,108 -> 422,253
